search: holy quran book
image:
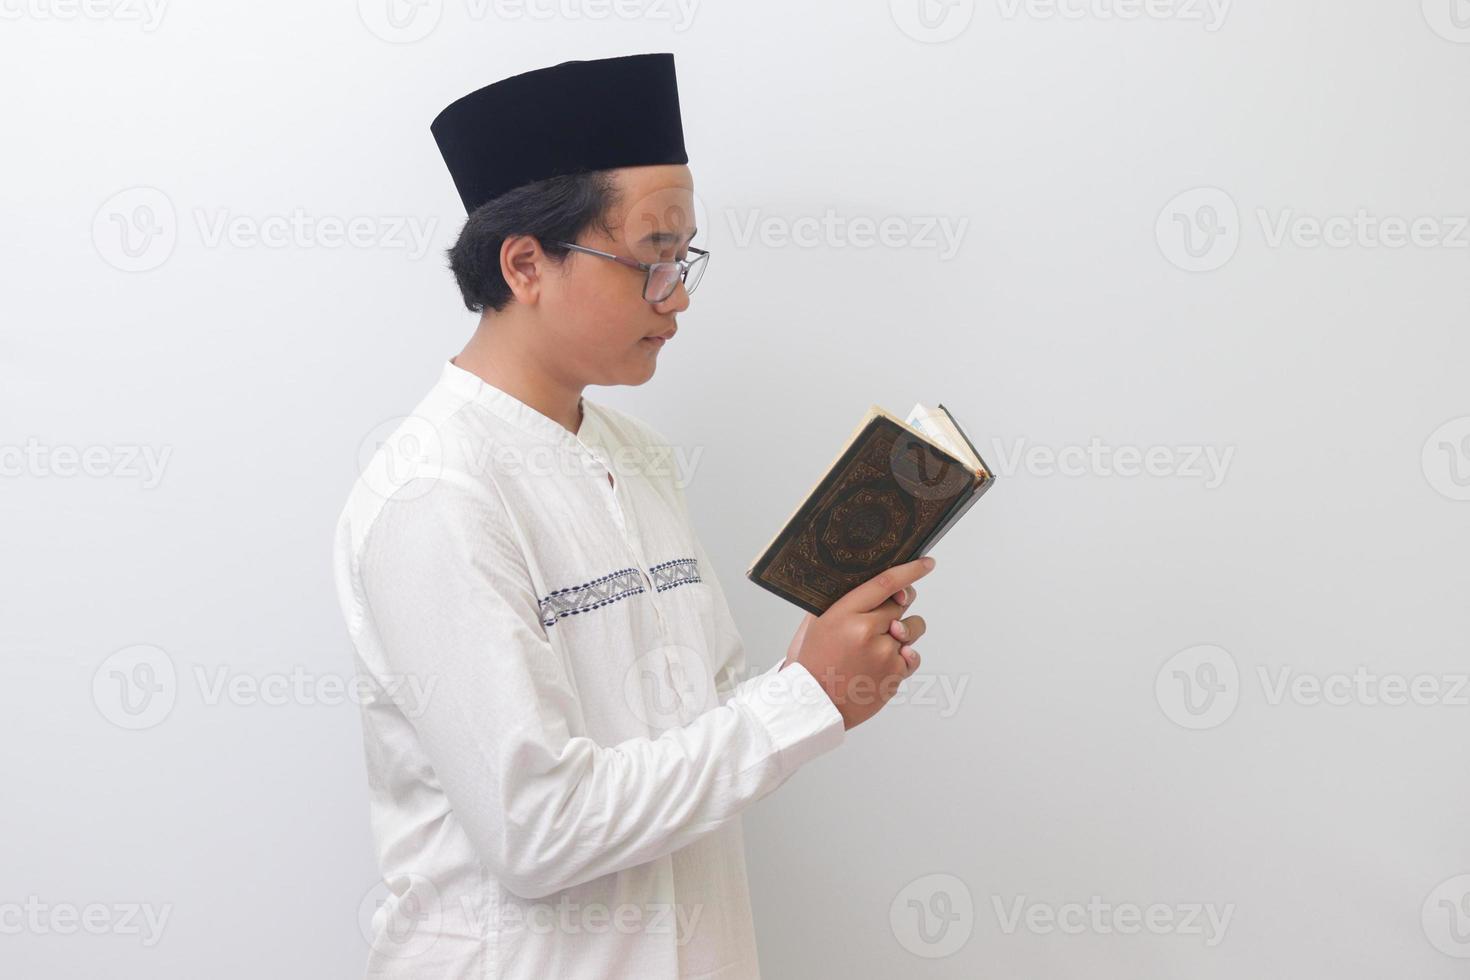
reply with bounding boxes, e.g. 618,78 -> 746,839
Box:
746,403 -> 994,616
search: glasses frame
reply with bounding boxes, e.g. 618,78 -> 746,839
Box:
550,240 -> 709,303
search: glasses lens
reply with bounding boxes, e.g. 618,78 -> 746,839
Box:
645,263 -> 681,302
683,252 -> 707,295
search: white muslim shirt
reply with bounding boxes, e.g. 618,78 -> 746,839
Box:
332,360 -> 846,979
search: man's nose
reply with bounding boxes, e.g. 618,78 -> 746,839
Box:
652,277 -> 690,314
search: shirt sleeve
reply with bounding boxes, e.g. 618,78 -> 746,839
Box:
689,517 -> 796,706
355,476 -> 845,901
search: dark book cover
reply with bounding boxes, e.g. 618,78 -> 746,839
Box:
746,405 -> 994,616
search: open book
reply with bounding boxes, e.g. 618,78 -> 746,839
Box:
746,402 -> 994,616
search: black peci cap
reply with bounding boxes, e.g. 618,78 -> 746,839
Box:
430,52 -> 689,214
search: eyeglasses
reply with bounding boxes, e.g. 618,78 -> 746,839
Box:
550,240 -> 709,303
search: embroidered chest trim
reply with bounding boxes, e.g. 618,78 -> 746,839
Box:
648,558 -> 702,593
539,558 -> 703,627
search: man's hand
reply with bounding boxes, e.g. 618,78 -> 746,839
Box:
783,557 -> 935,730
782,583 -> 922,671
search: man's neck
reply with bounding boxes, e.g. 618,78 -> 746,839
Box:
452,312 -> 585,435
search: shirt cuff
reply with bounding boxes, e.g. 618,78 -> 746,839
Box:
734,660 -> 846,777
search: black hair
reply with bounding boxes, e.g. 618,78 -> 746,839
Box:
446,170 -> 621,314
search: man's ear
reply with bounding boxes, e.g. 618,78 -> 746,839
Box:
500,234 -> 547,305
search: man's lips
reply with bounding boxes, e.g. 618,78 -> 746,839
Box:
642,327 -> 677,343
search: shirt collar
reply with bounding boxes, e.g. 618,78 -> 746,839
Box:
440,358 -> 603,457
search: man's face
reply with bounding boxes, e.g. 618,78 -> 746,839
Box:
539,164 -> 698,387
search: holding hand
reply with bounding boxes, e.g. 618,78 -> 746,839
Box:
782,556 -> 936,730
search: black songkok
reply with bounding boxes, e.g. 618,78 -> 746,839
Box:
430,52 -> 689,214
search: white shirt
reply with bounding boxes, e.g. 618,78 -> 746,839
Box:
333,360 -> 846,979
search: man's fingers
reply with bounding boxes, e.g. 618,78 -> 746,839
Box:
866,598 -> 906,631
887,614 -> 927,645
892,585 -> 918,608
899,644 -> 920,675
836,556 -> 936,614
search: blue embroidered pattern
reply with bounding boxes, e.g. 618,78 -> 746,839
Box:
538,558 -> 702,627
648,558 -> 702,593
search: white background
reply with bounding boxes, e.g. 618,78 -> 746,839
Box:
3,0 -> 1469,976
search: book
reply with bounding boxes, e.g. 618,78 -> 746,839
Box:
745,402 -> 994,616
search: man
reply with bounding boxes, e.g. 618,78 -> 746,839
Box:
333,52 -> 935,979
